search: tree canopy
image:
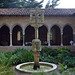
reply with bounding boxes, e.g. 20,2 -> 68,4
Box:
0,0 -> 60,8
22,0 -> 44,8
0,0 -> 20,8
45,0 -> 60,8
0,0 -> 44,8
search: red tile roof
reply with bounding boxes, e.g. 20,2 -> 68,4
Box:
0,8 -> 75,16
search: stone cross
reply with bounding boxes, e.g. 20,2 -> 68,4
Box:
30,7 -> 44,70
30,7 -> 44,39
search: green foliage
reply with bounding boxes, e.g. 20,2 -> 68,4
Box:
0,48 -> 34,66
59,63 -> 67,73
0,47 -> 75,74
23,0 -> 44,8
0,0 -> 60,8
0,65 -> 15,75
40,55 -> 58,63
58,63 -> 75,75
68,67 -> 75,72
40,47 -> 58,63
45,0 -> 60,8
33,72 -> 75,75
26,42 -> 32,46
40,47 -> 75,67
56,47 -> 71,53
41,43 -> 48,46
0,0 -> 20,8
10,48 -> 34,65
40,47 -> 57,57
1,41 -> 8,46
0,0 -> 44,8
33,72 -> 46,75
0,51 -> 12,66
63,57 -> 75,67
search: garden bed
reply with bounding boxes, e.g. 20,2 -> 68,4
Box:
0,47 -> 75,75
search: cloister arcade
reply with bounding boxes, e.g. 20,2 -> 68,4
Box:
0,24 -> 73,46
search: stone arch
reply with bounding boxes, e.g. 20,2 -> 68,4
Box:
12,24 -> 23,32
25,25 -> 35,46
38,25 -> 48,45
50,23 -> 61,30
50,25 -> 61,45
63,25 -> 73,45
63,23 -> 73,30
1,23 -> 10,29
0,25 -> 10,46
12,25 -> 23,46
42,23 -> 48,30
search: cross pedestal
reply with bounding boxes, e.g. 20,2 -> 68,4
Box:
30,7 -> 44,70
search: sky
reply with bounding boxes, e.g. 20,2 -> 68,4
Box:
38,0 -> 75,8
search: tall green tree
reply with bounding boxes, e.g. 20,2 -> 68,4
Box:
0,0 -> 44,8
45,0 -> 60,8
23,0 -> 44,8
0,0 -> 21,8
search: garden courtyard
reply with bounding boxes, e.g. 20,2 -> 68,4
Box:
0,8 -> 75,75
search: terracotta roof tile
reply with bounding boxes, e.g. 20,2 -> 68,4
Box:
0,8 -> 75,16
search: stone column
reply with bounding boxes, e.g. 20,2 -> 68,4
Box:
48,28 -> 50,46
10,31 -> 12,46
61,29 -> 63,46
23,29 -> 25,46
35,27 -> 38,39
73,32 -> 75,46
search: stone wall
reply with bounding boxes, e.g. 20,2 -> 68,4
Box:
0,16 -> 75,52
0,16 -> 75,31
0,46 -> 75,53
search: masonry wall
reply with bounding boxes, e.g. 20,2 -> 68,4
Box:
0,16 -> 75,31
0,16 -> 75,52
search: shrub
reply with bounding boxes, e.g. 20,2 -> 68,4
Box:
33,72 -> 75,75
40,47 -> 75,67
0,64 -> 15,75
56,47 -> 71,53
0,48 -> 34,66
40,47 -> 57,57
63,57 -> 75,67
40,55 -> 58,63
10,48 -> 34,65
68,67 -> 75,72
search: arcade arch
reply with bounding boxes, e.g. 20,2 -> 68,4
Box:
12,25 -> 23,46
25,25 -> 35,46
50,25 -> 61,45
0,25 -> 10,46
63,25 -> 73,45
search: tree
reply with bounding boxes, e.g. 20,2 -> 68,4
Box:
0,0 -> 21,8
45,0 -> 60,8
23,0 -> 44,8
0,0 -> 44,8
